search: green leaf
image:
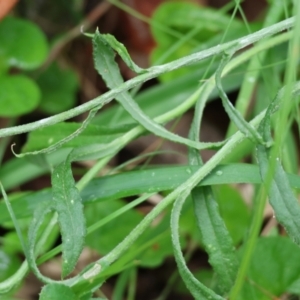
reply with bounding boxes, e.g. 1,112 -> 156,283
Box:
85,199 -> 142,255
22,122 -> 127,153
18,109 -> 101,158
216,185 -> 251,245
0,148 -> 71,191
0,16 -> 48,70
257,146 -> 300,246
150,2 -> 258,82
1,164 -> 300,223
37,63 -> 78,114
39,283 -> 79,300
102,34 -> 145,74
171,193 -> 225,300
52,160 -> 86,277
188,82 -> 238,294
92,29 -> 218,151
238,237 -> 300,300
28,201 -> 54,283
92,63 -> 245,126
0,75 -> 40,117
192,187 -> 238,293
0,250 -> 21,282
215,52 -> 264,144
257,81 -> 300,247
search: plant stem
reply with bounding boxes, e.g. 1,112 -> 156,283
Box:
0,17 -> 294,138
74,109 -> 266,292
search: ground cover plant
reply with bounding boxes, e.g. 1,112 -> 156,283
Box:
1,0 -> 300,299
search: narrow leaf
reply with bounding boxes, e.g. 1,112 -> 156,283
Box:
102,33 -> 146,74
192,187 -> 238,293
188,87 -> 238,293
257,81 -> 300,246
257,146 -> 300,246
28,201 -> 56,283
215,52 -> 264,144
0,182 -> 27,256
2,164 -> 300,223
18,108 -> 100,158
23,122 -> 133,153
52,159 -> 86,277
171,193 -> 225,300
92,29 -> 221,151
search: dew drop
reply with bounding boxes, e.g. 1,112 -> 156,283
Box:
216,170 -> 223,176
186,168 -> 192,174
48,138 -> 54,144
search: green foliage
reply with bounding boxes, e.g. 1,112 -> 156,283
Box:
0,16 -> 48,117
238,237 -> 300,299
0,17 -> 48,70
0,75 -> 40,117
150,1 -> 259,81
37,63 -> 78,114
39,283 -> 79,300
1,1 -> 300,300
51,160 -> 86,277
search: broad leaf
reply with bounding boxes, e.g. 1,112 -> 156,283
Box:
0,75 -> 40,117
0,16 -> 48,70
238,237 -> 300,300
37,63 -> 78,114
39,283 -> 78,300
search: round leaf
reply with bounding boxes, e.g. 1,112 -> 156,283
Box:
0,250 -> 20,281
37,63 -> 78,114
0,75 -> 40,117
39,284 -> 78,300
239,236 -> 300,299
0,17 -> 48,70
